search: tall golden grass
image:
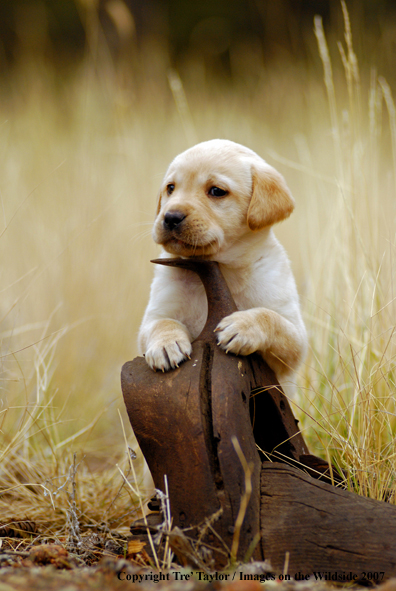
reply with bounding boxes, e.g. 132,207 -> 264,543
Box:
0,0 -> 395,537
297,4 -> 396,500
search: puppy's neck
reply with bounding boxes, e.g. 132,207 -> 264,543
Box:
212,226 -> 276,268
208,228 -> 282,295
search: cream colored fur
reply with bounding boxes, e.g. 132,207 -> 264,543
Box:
138,139 -> 307,396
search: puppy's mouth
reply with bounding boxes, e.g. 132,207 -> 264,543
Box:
162,236 -> 218,256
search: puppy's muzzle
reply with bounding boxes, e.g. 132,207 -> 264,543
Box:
163,210 -> 186,231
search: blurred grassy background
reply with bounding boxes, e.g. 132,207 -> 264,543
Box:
0,0 -> 396,527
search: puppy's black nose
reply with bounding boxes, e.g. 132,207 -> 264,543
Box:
163,211 -> 186,230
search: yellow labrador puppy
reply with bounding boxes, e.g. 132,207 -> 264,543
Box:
138,139 -> 307,395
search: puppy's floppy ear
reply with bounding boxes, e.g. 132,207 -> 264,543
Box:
247,162 -> 295,231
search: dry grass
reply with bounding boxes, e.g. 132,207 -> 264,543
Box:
0,1 -> 395,551
295,5 -> 396,500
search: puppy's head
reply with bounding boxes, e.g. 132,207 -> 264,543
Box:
153,139 -> 294,258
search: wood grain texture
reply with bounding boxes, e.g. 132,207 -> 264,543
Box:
260,462 -> 396,579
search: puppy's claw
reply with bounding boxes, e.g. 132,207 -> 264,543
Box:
144,335 -> 192,373
215,324 -> 230,332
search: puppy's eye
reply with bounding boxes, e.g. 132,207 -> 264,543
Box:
167,184 -> 175,195
208,186 -> 228,198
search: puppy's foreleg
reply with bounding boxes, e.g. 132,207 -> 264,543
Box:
215,308 -> 306,379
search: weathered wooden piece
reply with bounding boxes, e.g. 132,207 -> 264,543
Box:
122,257 -> 396,575
121,257 -> 308,565
261,462 -> 396,579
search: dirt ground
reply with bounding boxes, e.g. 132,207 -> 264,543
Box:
1,563 -> 396,591
1,536 -> 396,591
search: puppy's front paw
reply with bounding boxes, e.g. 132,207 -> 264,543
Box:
145,334 -> 192,372
215,310 -> 266,357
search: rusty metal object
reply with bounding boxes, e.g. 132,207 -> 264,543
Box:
121,257 -> 308,566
